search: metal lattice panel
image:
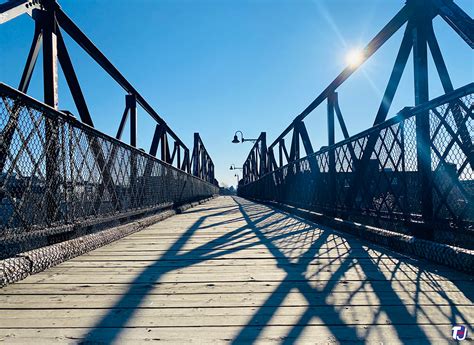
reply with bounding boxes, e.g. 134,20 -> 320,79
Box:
239,87 -> 473,245
0,85 -> 218,254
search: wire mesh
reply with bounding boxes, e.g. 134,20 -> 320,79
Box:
0,84 -> 218,257
239,86 -> 473,246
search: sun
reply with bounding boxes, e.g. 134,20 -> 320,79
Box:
346,48 -> 365,68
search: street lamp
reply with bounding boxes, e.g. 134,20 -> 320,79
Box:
232,130 -> 258,144
234,174 -> 240,186
229,164 -> 243,171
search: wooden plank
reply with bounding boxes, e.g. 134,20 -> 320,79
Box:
54,258 -> 449,270
40,262 -> 462,277
1,290 -> 471,308
16,269 -> 472,284
2,279 -> 473,295
0,305 -> 472,328
0,325 -> 466,344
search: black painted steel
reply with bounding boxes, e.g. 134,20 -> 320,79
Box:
239,85 -> 474,245
192,133 -> 216,185
1,0 -> 217,183
0,83 -> 219,257
264,0 -> 471,167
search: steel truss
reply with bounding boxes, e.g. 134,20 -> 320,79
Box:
0,0 -> 216,183
240,0 -> 473,239
0,83 -> 219,257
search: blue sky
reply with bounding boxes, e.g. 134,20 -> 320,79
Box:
1,0 -> 472,186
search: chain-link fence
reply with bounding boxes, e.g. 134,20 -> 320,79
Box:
0,83 -> 218,258
239,84 -> 473,247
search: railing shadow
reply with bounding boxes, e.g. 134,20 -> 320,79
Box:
80,199 -> 279,344
79,196 -> 472,344
232,196 -> 473,344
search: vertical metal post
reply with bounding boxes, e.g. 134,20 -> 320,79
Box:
127,94 -> 137,147
279,139 -> 284,167
176,142 -> 181,169
290,127 -> 300,161
327,93 -> 336,211
161,131 -> 169,163
126,94 -> 137,207
193,133 -> 199,177
41,9 -> 60,223
413,0 -> 433,234
260,132 -> 267,177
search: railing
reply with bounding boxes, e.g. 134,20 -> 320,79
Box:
239,84 -> 473,245
0,83 -> 218,257
191,133 -> 216,184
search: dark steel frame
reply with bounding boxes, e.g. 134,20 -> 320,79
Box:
240,84 -> 473,243
0,0 -> 216,183
240,0 -> 473,232
0,82 -> 219,257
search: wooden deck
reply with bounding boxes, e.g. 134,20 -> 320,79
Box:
0,196 -> 473,344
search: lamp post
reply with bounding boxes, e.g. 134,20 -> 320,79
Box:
229,164 -> 243,171
234,174 -> 240,186
231,130 -> 258,144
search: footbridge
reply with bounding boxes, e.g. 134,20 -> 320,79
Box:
0,0 -> 473,343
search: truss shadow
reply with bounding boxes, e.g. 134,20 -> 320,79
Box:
231,197 -> 473,344
78,196 -> 472,344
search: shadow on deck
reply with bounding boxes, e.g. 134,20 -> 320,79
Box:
0,196 -> 472,344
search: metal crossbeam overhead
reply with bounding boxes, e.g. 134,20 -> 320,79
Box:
0,0 -> 217,184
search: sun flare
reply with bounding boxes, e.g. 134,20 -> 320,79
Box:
346,48 -> 365,68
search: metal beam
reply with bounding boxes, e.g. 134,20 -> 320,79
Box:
41,11 -> 58,108
432,0 -> 474,48
55,7 -> 187,149
40,7 -> 60,223
149,124 -> 164,157
56,26 -> 94,126
0,0 -> 42,24
297,121 -> 314,155
333,93 -> 349,140
327,93 -> 336,209
259,132 -> 267,176
289,127 -> 300,161
268,3 -> 412,150
116,105 -> 129,140
373,22 -> 413,125
426,23 -> 453,93
413,0 -> 433,229
19,22 -> 42,92
127,94 -> 137,147
161,130 -> 170,163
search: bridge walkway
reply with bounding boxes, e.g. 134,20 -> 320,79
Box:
0,196 -> 472,344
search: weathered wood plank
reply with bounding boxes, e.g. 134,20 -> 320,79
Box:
3,280 -> 472,295
16,270 -> 472,285
0,305 -> 472,328
1,290 -> 471,308
0,325 -> 465,344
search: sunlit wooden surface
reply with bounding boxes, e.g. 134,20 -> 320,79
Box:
1,196 -> 472,344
